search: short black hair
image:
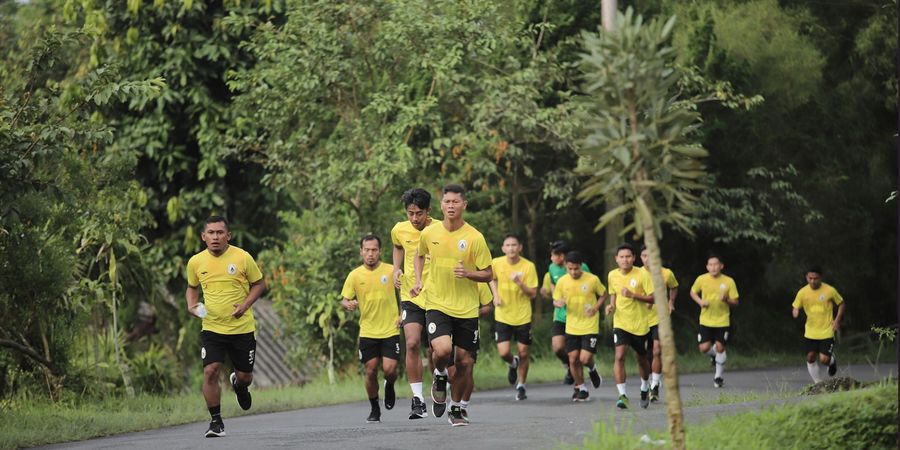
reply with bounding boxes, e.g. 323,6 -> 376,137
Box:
550,240 -> 571,255
707,253 -> 723,264
807,266 -> 823,275
616,243 -> 635,256
205,215 -> 229,231
360,234 -> 381,248
564,251 -> 583,265
503,234 -> 521,244
401,188 -> 431,210
442,183 -> 466,198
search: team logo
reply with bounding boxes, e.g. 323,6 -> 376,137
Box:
581,284 -> 589,292
629,278 -> 638,288
248,349 -> 255,365
818,294 -> 826,302
428,322 -> 437,334
401,310 -> 407,321
719,283 -> 727,291
201,347 -> 206,359
228,264 -> 237,275
457,240 -> 467,251
380,275 -> 389,284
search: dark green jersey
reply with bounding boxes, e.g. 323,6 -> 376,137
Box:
547,262 -> 591,322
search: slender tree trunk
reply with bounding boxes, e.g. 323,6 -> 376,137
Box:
112,289 -> 135,397
601,0 -> 623,274
327,328 -> 335,385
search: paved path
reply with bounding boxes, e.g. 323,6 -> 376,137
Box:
41,364 -> 895,450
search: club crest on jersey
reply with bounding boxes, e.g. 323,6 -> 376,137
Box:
629,278 -> 638,288
380,275 -> 389,284
818,294 -> 826,302
581,284 -> 588,292
719,283 -> 727,291
428,322 -> 437,334
201,347 -> 206,359
457,239 -> 467,251
228,264 -> 237,275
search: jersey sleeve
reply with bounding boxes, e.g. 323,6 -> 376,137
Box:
478,283 -> 493,305
791,290 -> 803,309
416,227 -> 431,256
641,270 -> 654,295
666,270 -> 679,288
390,223 -> 402,247
491,257 -> 501,280
728,279 -> 739,301
186,256 -> 200,287
525,262 -> 538,288
473,235 -> 492,269
542,272 -> 551,289
552,278 -> 564,300
691,276 -> 703,294
593,277 -> 607,296
340,271 -> 356,300
245,252 -> 263,284
832,288 -> 844,305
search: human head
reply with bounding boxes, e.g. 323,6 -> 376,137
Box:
550,240 -> 571,265
564,250 -> 584,279
640,245 -> 649,266
440,184 -> 467,221
201,216 -> 231,254
401,188 -> 432,230
501,234 -> 522,259
360,234 -> 381,268
805,266 -> 823,289
706,254 -> 724,277
615,243 -> 635,271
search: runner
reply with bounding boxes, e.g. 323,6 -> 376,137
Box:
605,243 -> 654,409
639,245 -> 678,402
489,234 -> 538,401
411,184 -> 492,426
390,188 -> 435,419
791,266 -> 844,383
185,216 -> 266,438
457,283 -> 495,423
340,234 -> 401,423
690,254 -> 739,388
552,251 -> 607,402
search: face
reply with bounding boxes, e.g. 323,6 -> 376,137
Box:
550,251 -> 565,265
806,272 -> 822,289
615,249 -> 634,271
706,257 -> 724,276
565,261 -> 583,279
201,221 -> 231,253
502,237 -> 522,258
360,239 -> 380,268
640,249 -> 649,266
406,204 -> 431,230
441,192 -> 466,220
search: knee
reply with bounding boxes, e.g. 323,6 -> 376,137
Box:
579,354 -> 592,366
203,364 -> 220,381
819,354 -> 831,365
236,371 -> 253,385
406,338 -> 421,354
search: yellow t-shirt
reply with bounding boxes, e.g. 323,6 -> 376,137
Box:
186,245 -> 263,335
340,262 -> 400,339
608,267 -> 654,335
691,273 -> 739,327
553,273 -> 607,335
478,283 -> 493,306
390,220 -> 434,308
645,266 -> 679,327
492,256 -> 538,326
792,283 -> 843,340
417,222 -> 492,319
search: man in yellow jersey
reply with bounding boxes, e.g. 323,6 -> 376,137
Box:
489,234 -> 538,401
639,245 -> 678,403
606,243 -> 654,409
457,283 -> 494,423
185,216 -> 266,438
340,234 -> 401,423
690,254 -> 739,388
390,188 -> 435,419
552,251 -> 607,402
791,266 -> 844,383
411,184 -> 492,427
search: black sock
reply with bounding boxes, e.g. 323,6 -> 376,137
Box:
208,405 -> 221,422
369,397 -> 380,409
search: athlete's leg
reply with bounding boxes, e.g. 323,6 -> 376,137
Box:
363,357 -> 380,399
404,322 -> 424,382
613,343 -> 628,384
497,340 -> 513,365
451,348 -> 474,403
202,362 -> 223,407
517,342 -> 530,385
568,349 -> 584,386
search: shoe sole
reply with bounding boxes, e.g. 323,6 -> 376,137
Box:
366,419 -> 381,423
205,431 -> 225,438
448,417 -> 468,427
409,413 -> 428,419
432,402 -> 446,417
616,404 -> 628,409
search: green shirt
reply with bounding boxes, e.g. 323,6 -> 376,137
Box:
546,262 -> 591,322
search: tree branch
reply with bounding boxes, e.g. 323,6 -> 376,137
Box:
0,338 -> 60,375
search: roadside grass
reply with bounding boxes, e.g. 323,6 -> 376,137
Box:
578,380 -> 899,450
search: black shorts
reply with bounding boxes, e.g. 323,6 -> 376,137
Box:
697,326 -> 730,345
201,330 -> 256,373
613,328 -> 649,356
649,325 -> 659,341
425,310 -> 479,353
804,338 -> 835,356
359,336 -> 401,363
565,333 -> 599,353
401,302 -> 428,344
495,322 -> 533,345
551,320 -> 567,337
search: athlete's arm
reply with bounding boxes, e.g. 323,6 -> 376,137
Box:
186,285 -> 201,316
588,293 -> 607,316
411,250 -> 425,297
668,287 -> 677,312
233,279 -> 267,319
392,245 -> 404,289
489,279 -> 502,306
621,288 -> 654,304
605,294 -> 617,316
791,307 -> 800,318
514,276 -> 537,299
690,289 -> 708,308
454,264 -> 493,283
724,295 -> 739,307
832,301 -> 845,331
340,296 -> 359,311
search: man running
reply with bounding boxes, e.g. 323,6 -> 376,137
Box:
411,184 -> 492,427
690,254 -> 739,388
552,251 -> 607,402
185,216 -> 266,438
639,246 -> 678,402
489,234 -> 538,401
390,188 -> 435,419
457,283 -> 495,423
340,234 -> 400,423
606,243 -> 654,409
791,266 -> 844,383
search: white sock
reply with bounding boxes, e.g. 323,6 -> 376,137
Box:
640,378 -> 649,391
579,384 -> 589,392
459,400 -> 469,409
509,356 -> 519,368
807,362 -> 822,383
616,383 -> 627,396
516,383 -> 526,390
410,382 -> 424,401
705,347 -> 717,357
650,372 -> 661,388
714,351 -> 726,378
447,400 -> 457,408
435,368 -> 448,377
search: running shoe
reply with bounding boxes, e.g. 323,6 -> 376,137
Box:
508,355 -> 519,385
409,397 -> 428,419
366,407 -> 381,423
448,405 -> 468,427
230,372 -> 252,411
650,385 -> 660,403
205,419 -> 225,438
588,368 -> 602,388
515,386 -> 527,401
571,387 -> 580,402
577,389 -> 589,402
384,380 -> 396,410
431,374 -> 448,417
828,355 -> 837,377
460,407 -> 469,423
616,394 -> 629,409
563,368 -> 575,385
714,377 -> 724,388
640,389 -> 650,409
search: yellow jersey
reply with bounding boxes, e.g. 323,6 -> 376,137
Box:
608,267 -> 654,335
390,220 -> 435,308
478,283 -> 493,306
691,273 -> 739,327
645,266 -> 679,327
792,283 -> 843,340
416,221 -> 492,318
186,245 -> 263,335
492,256 -> 538,326
340,262 -> 400,339
553,273 -> 607,335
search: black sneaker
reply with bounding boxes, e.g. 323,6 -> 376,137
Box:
460,407 -> 469,423
230,372 -> 252,411
431,374 -> 448,417
640,389 -> 650,409
588,368 -> 602,388
384,380 -> 395,410
828,356 -> 837,377
448,405 -> 467,427
709,354 -> 716,366
507,355 -> 519,385
650,385 -> 660,402
409,397 -> 428,419
571,387 -> 580,402
205,419 -> 225,438
367,407 -> 381,423
563,368 -> 575,385
515,386 -> 527,401
577,389 -> 589,402
714,377 -> 724,388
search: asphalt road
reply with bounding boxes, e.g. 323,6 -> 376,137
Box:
41,363 -> 895,450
